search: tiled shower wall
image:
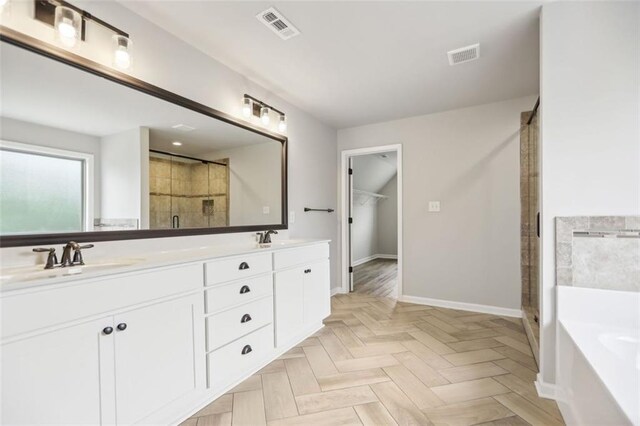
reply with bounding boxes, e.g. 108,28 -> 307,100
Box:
556,216 -> 640,292
149,156 -> 229,229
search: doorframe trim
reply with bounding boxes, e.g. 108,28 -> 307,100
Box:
340,144 -> 403,298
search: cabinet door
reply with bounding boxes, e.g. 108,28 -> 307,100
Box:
303,259 -> 331,325
274,267 -> 304,347
1,317 -> 114,425
113,294 -> 200,425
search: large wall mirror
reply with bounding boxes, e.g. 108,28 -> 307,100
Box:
0,31 -> 287,247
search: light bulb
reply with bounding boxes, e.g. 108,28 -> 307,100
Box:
0,0 -> 10,14
260,106 -> 270,125
113,35 -> 132,70
172,141 -> 182,146
55,6 -> 81,48
278,115 -> 287,133
242,97 -> 252,117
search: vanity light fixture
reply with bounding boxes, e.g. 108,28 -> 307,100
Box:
242,97 -> 252,118
36,1 -> 132,68
260,106 -> 270,125
112,34 -> 132,70
278,115 -> 287,133
242,94 -> 286,132
0,0 -> 10,14
54,5 -> 81,48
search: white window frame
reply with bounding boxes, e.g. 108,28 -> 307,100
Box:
0,140 -> 94,232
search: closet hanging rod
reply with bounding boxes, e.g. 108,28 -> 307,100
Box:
304,208 -> 334,213
353,189 -> 388,199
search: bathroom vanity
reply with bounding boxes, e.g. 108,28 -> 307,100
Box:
0,240 -> 331,425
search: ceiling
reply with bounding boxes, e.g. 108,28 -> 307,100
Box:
121,1 -> 541,129
353,152 -> 397,193
0,42 -> 278,156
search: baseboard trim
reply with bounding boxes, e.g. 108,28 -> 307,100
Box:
535,373 -> 557,400
399,294 -> 522,318
331,286 -> 346,296
353,253 -> 398,266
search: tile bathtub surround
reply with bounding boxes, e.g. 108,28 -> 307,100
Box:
555,216 -> 640,291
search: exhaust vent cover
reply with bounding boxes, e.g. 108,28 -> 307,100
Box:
447,43 -> 480,65
256,7 -> 300,40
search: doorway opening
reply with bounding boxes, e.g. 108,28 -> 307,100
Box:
340,145 -> 402,299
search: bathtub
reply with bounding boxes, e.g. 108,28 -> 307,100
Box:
556,286 -> 639,425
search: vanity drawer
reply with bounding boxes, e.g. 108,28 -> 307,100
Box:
207,324 -> 274,390
273,243 -> 329,270
206,296 -> 273,351
205,253 -> 272,285
205,274 -> 273,314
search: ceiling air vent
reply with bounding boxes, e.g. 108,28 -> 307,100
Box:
447,43 -> 480,66
256,7 -> 300,40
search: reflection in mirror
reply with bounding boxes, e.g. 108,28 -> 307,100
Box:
0,41 -> 284,238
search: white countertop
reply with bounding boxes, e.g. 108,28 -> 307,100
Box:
0,239 -> 330,294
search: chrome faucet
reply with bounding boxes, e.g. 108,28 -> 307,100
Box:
257,230 -> 278,244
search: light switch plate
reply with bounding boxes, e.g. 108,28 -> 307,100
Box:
263,206 -> 270,215
289,211 -> 295,224
428,201 -> 441,212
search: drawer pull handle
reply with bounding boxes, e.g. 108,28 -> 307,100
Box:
239,262 -> 250,270
304,269 -> 312,274
239,285 -> 251,294
116,323 -> 127,331
241,314 -> 252,323
102,326 -> 113,335
241,345 -> 253,355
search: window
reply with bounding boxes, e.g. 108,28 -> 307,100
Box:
0,142 -> 92,235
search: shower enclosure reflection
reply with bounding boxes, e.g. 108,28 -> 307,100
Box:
149,152 -> 229,230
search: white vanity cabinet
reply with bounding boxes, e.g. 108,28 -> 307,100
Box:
274,244 -> 331,348
0,264 -> 205,425
1,240 -> 331,425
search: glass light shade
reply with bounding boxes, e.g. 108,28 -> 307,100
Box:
260,106 -> 270,125
55,6 -> 81,48
278,115 -> 287,132
0,0 -> 11,15
112,35 -> 132,69
242,97 -> 252,117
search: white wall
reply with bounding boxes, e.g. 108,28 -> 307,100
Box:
339,95 -> 537,310
377,175 -> 398,256
100,127 -> 149,228
352,200 -> 378,263
0,117 -> 102,216
0,1 -> 339,288
204,143 -> 282,226
539,2 -> 640,387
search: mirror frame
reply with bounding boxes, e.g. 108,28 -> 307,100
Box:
0,26 -> 288,247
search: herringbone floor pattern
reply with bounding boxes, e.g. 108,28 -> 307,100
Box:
182,293 -> 563,426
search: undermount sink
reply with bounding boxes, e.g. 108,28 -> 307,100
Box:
0,258 -> 145,285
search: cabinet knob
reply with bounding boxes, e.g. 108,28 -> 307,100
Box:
240,314 -> 252,323
239,285 -> 251,294
304,269 -> 311,274
102,326 -> 113,335
239,262 -> 250,270
116,323 -> 127,331
241,345 -> 253,355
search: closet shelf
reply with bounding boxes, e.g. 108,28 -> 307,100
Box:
353,189 -> 388,205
